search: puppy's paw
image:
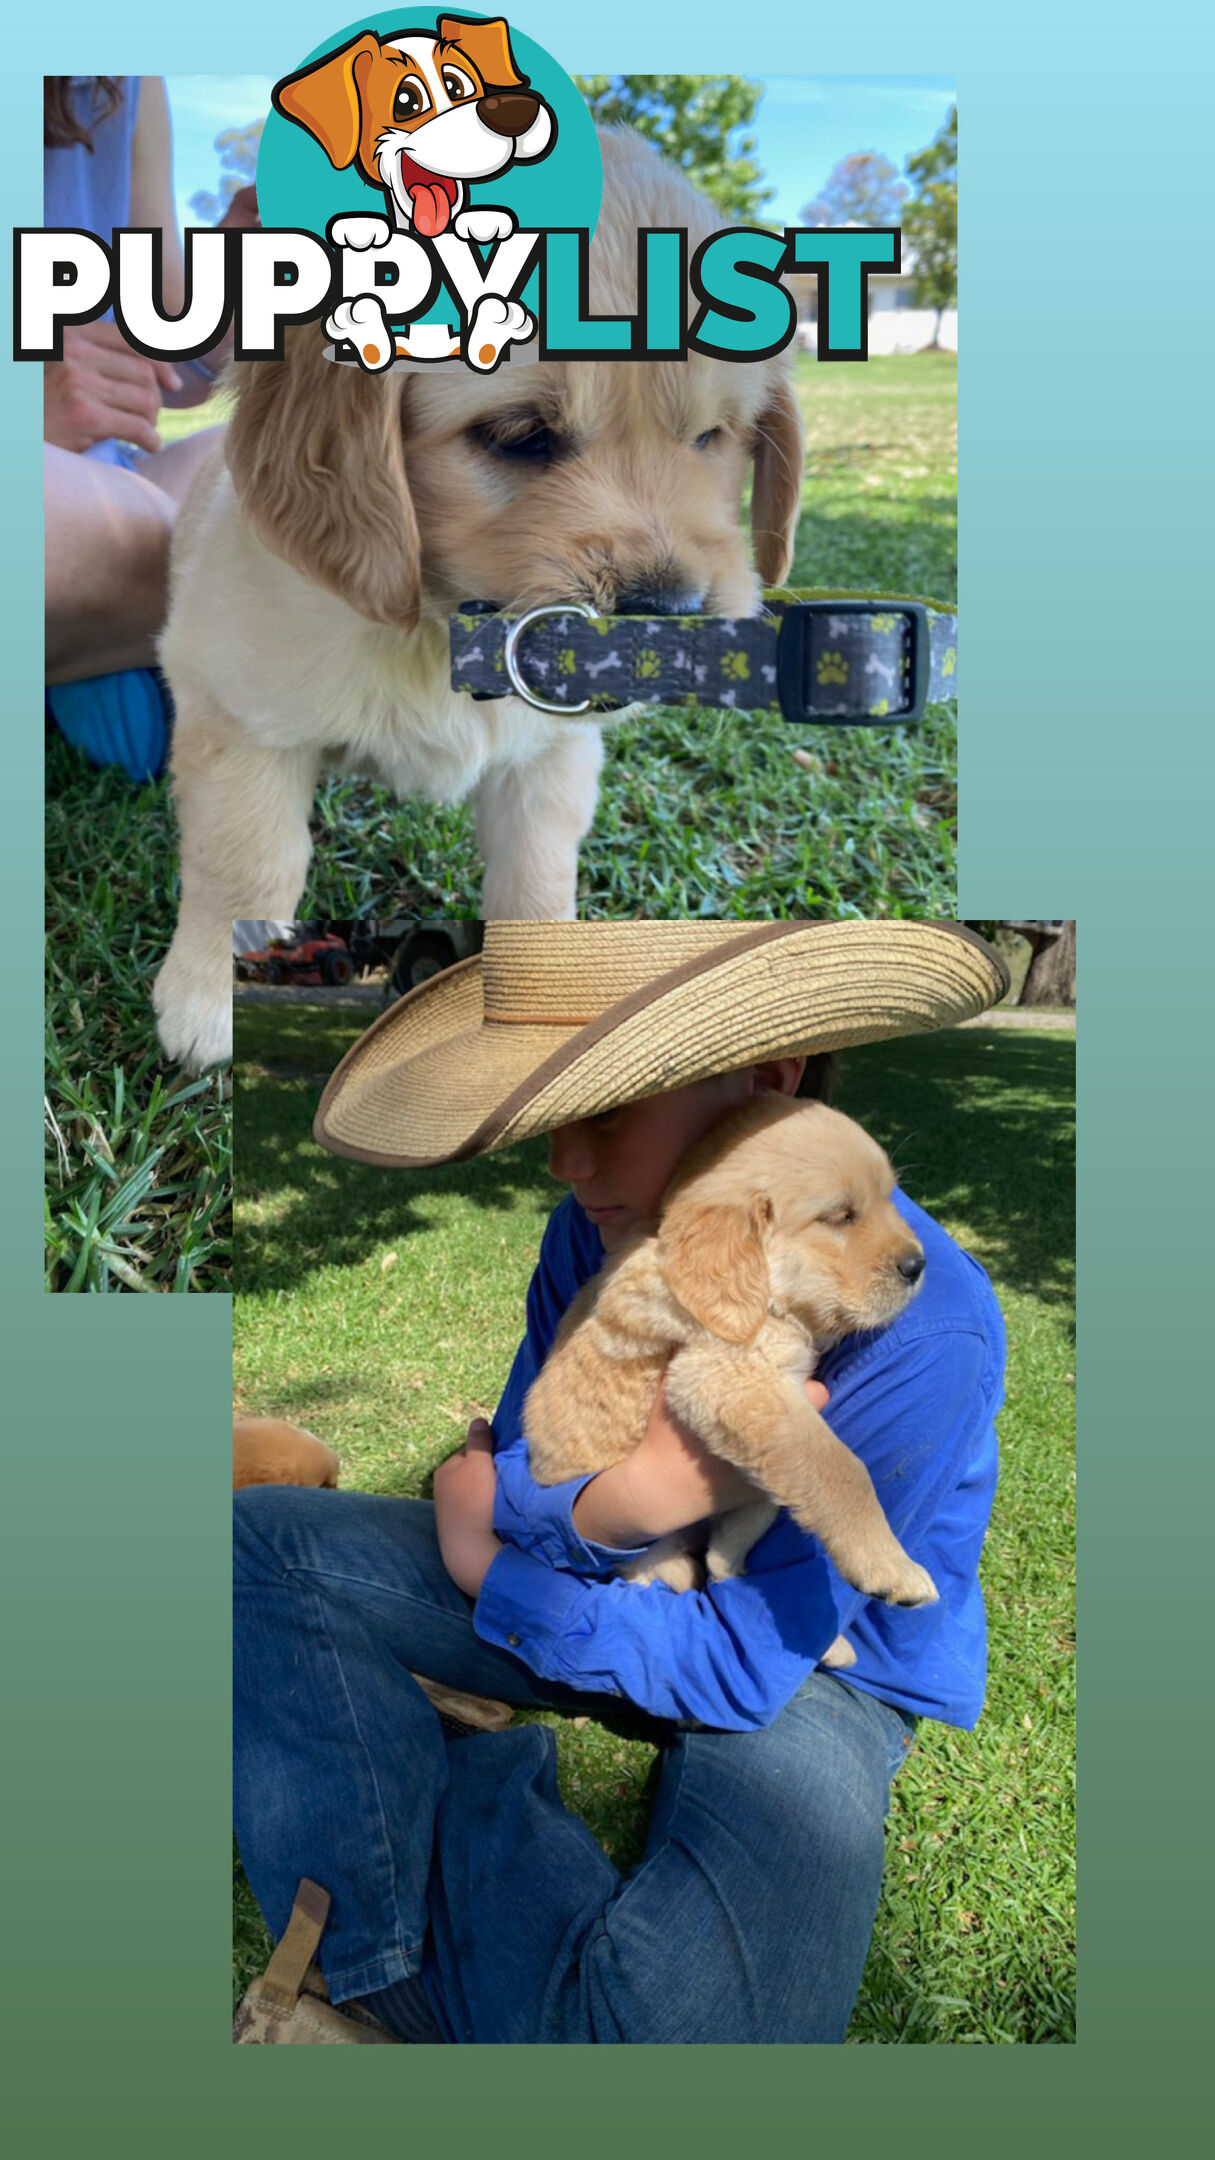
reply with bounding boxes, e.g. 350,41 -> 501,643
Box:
329,214 -> 393,251
153,962 -> 233,1073
627,1550 -> 706,1594
820,1635 -> 857,1669
465,294 -> 534,372
326,296 -> 394,371
453,206 -> 517,245
880,1558 -> 939,1609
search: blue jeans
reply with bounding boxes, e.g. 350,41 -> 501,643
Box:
234,1486 -> 917,2043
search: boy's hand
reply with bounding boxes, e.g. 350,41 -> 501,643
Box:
433,1419 -> 503,1597
572,1376 -> 830,1548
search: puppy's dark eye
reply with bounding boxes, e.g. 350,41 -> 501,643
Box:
394,80 -> 428,121
472,420 -> 563,466
694,428 -> 723,450
442,67 -> 475,102
820,1205 -> 857,1228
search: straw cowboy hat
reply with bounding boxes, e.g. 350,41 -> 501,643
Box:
314,920 -> 1008,1170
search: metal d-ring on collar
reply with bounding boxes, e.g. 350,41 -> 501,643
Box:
503,602 -> 600,716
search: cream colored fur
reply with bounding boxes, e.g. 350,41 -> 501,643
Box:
525,1096 -> 939,1650
152,128 -> 806,1071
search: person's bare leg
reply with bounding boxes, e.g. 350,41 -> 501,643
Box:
45,427 -> 224,682
137,425 -> 225,509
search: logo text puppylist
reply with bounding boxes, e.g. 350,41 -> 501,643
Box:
15,17 -> 902,375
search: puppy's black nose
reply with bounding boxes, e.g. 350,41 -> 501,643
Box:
897,1251 -> 925,1285
615,586 -> 706,616
479,93 -> 540,138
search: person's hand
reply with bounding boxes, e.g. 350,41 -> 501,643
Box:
44,321 -> 182,455
570,1374 -> 832,1548
217,184 -> 260,232
433,1418 -> 503,1598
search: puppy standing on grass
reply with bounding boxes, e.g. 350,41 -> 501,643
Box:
151,127 -> 805,1074
525,1094 -> 939,1654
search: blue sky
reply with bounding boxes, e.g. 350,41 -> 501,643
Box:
166,73 -> 956,232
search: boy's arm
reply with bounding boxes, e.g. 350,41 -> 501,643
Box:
488,1199 -> 660,1573
476,1323 -> 997,1730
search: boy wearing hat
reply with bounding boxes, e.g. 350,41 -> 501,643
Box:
234,921 -> 1008,2045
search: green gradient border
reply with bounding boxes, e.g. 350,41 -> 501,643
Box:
9,0 -> 1208,2141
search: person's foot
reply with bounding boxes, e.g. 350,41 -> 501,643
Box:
232,1877 -> 401,2045
234,1967 -> 400,2044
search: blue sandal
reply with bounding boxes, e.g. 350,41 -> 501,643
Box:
47,665 -> 174,783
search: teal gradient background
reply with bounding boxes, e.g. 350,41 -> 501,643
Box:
8,0 -> 1211,2141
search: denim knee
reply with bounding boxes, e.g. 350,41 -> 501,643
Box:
233,1481 -> 329,1584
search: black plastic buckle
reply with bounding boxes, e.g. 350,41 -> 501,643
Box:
775,601 -> 931,727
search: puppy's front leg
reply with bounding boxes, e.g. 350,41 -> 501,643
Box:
475,727 -> 604,918
668,1346 -> 938,1609
153,695 -> 319,1072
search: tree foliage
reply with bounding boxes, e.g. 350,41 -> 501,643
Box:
801,152 -> 907,228
902,104 -> 957,337
189,121 -> 263,226
574,76 -> 772,221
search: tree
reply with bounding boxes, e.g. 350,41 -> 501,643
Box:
1019,922 -> 1076,1008
801,152 -> 906,229
901,104 -> 957,349
574,76 -> 772,221
189,121 -> 263,226
963,922 -> 1077,1009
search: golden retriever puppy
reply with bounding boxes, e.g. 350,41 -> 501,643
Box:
525,1096 -> 938,1625
152,128 -> 805,1072
233,1415 -> 340,1490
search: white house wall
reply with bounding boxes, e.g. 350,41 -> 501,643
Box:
796,308 -> 958,356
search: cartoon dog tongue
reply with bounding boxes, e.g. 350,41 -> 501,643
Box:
400,157 -> 459,237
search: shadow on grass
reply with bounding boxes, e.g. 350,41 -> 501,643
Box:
838,1029 -> 1075,1314
236,1003 -> 1073,1316
236,1001 -> 556,1294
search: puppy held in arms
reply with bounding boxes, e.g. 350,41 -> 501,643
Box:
152,126 -> 805,1074
525,1096 -> 937,1668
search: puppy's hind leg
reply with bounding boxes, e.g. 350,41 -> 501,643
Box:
474,726 -> 604,918
153,694 -> 319,1072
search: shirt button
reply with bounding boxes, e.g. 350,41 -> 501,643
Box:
507,1633 -> 521,1648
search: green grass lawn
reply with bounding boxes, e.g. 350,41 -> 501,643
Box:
232,1003 -> 1074,2043
46,355 -> 954,1289
44,739 -> 232,1291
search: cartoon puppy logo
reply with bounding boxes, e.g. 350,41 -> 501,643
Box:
273,15 -> 557,370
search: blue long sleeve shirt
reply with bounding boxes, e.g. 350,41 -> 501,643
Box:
475,1192 -> 1004,1732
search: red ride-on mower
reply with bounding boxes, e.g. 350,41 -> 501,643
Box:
234,930 -> 356,987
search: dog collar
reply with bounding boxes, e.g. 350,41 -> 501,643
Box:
448,591 -> 957,725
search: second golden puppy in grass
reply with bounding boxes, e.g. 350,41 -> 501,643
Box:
525,1094 -> 938,1633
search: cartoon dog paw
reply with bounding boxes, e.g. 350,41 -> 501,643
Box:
329,214 -> 393,252
327,295 -> 395,372
465,295 -> 535,373
453,206 -> 517,245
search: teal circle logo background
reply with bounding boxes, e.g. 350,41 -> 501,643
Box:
256,11 -> 602,245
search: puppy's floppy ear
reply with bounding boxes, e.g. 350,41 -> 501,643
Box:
225,325 -> 421,630
750,368 -> 805,586
660,1193 -> 772,1344
440,16 -> 525,89
273,33 -> 380,170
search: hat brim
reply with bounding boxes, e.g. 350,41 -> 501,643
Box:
314,921 -> 1008,1169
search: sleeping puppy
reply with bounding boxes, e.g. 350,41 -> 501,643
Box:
152,127 -> 805,1073
525,1096 -> 938,1652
